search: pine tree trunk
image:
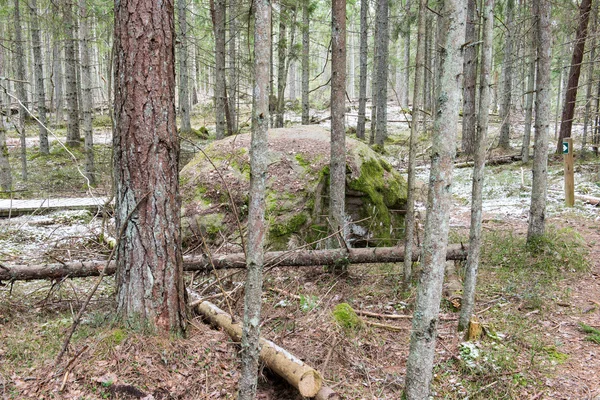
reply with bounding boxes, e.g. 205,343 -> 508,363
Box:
29,0 -> 49,155
228,0 -> 238,134
498,0 -> 514,149
14,0 -> 28,180
64,0 -> 80,147
178,0 -> 192,134
301,0 -> 310,125
459,0 -> 494,332
80,0 -> 95,186
582,4 -> 597,153
401,0 -> 411,108
356,0 -> 368,139
329,0 -> 346,245
238,1 -> 270,397
211,0 -> 227,139
404,0 -> 465,397
0,58 -> 11,193
370,18 -> 378,145
557,0 -> 592,152
521,26 -> 536,163
527,0 -> 552,242
276,8 -> 288,128
461,0 -> 478,156
113,0 -> 187,334
374,0 -> 389,147
403,0 -> 427,285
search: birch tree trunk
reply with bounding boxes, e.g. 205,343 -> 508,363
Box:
403,0 -> 426,286
228,0 -> 238,134
14,0 -> 28,180
113,0 -> 187,334
498,0 -> 514,149
527,0 -> 552,242
212,0 -> 227,139
80,0 -> 95,186
356,0 -> 368,139
238,0 -> 270,397
178,0 -> 192,134
459,0 -> 493,332
64,0 -> 80,147
374,0 -> 389,147
29,0 -> 49,155
301,0 -> 310,125
557,0 -> 592,152
521,26 -> 536,163
461,0 -> 478,156
404,0 -> 466,397
329,0 -> 347,246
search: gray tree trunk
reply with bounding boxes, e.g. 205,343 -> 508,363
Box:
29,0 -> 49,155
582,4 -> 597,153
458,0 -> 494,332
330,0 -> 347,245
80,0 -> 95,186
374,0 -> 390,147
301,0 -> 310,125
403,0 -> 426,286
0,51 -> 11,192
461,0 -> 478,156
212,0 -> 226,139
178,0 -> 192,133
228,0 -> 237,134
238,1 -> 270,397
527,0 -> 552,242
356,0 -> 368,139
64,0 -> 80,147
521,28 -> 536,163
498,0 -> 514,149
370,17 -> 378,145
404,0 -> 465,397
400,0 -> 411,108
14,0 -> 28,180
275,8 -> 288,128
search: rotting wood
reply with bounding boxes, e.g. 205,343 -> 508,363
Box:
195,300 -> 335,398
0,244 -> 468,281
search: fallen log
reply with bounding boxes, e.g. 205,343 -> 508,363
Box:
195,300 -> 338,399
575,194 -> 600,206
454,154 -> 523,169
0,244 -> 468,281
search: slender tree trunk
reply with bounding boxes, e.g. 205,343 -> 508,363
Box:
289,61 -> 296,100
527,0 -> 552,242
329,0 -> 347,245
228,0 -> 238,134
0,50 -> 11,192
403,0 -> 426,286
356,0 -> 368,139
461,0 -> 478,156
424,10 -> 432,113
276,7 -> 288,128
557,0 -> 592,152
498,0 -> 514,149
370,18 -> 378,145
582,4 -> 597,153
14,0 -> 28,180
211,0 -> 227,139
178,0 -> 192,133
458,0 -> 494,332
404,0 -> 465,397
374,0 -> 390,147
522,27 -> 536,163
238,1 -> 270,397
29,0 -> 49,155
113,0 -> 187,334
80,0 -> 95,186
301,0 -> 310,125
401,0 -> 411,108
64,0 -> 80,147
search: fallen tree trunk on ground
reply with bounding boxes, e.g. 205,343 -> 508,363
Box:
576,194 -> 600,206
454,154 -> 523,169
195,300 -> 338,399
0,244 -> 468,281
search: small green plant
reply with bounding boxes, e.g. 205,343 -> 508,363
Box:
579,323 -> 600,344
332,303 -> 364,332
299,294 -> 319,312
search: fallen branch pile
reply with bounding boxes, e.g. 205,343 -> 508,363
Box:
0,244 -> 468,281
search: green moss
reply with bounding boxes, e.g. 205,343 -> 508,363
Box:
332,303 -> 364,332
295,153 -> 311,168
269,212 -> 308,238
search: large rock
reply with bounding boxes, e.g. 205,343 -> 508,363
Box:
180,126 -> 406,250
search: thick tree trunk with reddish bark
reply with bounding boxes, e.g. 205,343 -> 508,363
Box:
557,0 -> 592,153
113,0 -> 186,334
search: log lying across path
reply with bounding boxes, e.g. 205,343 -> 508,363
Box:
0,244 -> 468,281
195,300 -> 338,399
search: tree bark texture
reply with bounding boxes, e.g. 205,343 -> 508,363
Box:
329,0 -> 347,244
14,0 -> 28,180
228,0 -> 238,134
356,0 -> 368,139
521,27 -> 536,163
461,0 -> 478,156
275,7 -> 287,128
80,0 -> 96,186
459,0 -> 494,332
178,0 -> 192,133
557,0 -> 592,152
301,0 -> 310,125
374,0 -> 389,147
0,245 -> 469,282
582,3 -> 597,153
527,0 -> 552,241
113,0 -> 186,334
498,0 -> 514,149
29,0 -> 49,155
403,0 -> 427,285
400,0 -> 412,108
64,0 -> 80,147
238,0 -> 270,397
0,36 -> 12,192
212,0 -> 227,139
404,0 -> 466,397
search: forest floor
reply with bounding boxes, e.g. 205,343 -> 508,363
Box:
1,105 -> 600,399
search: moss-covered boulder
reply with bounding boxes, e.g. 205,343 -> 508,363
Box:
180,126 -> 406,250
